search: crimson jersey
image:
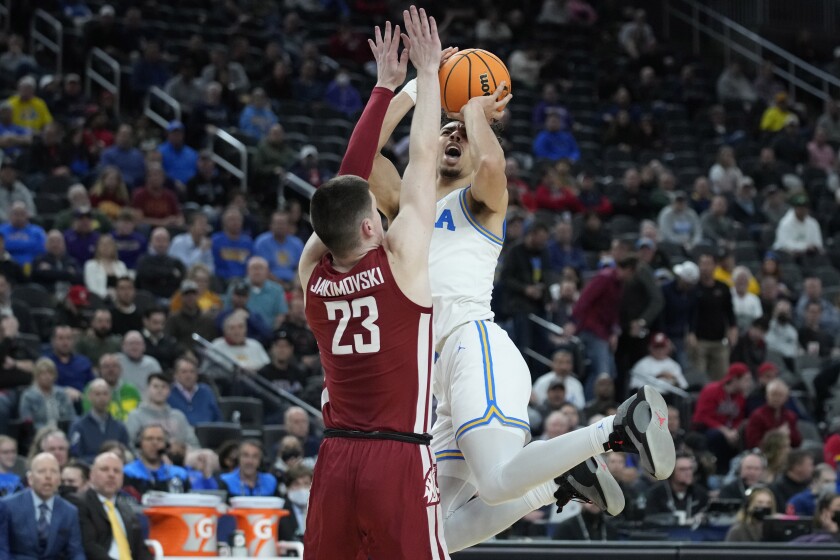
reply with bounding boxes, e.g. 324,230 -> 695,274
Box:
305,245 -> 434,434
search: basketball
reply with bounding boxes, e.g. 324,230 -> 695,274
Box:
438,48 -> 512,114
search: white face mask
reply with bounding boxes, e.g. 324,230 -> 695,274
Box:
288,488 -> 310,507
336,74 -> 350,87
821,482 -> 837,496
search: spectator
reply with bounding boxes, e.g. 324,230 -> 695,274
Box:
46,324 -> 94,395
791,492 -> 840,543
659,261 -> 699,367
219,440 -> 278,497
532,83 -> 572,128
257,330 -> 310,417
770,450 -> 815,510
211,206 -> 253,281
51,73 -> 90,125
54,184 -> 111,234
216,281 -> 271,343
158,121 -> 198,186
760,92 -> 793,133
0,34 -> 37,79
201,47 -> 250,97
744,379 -> 801,450
773,116 -> 808,167
165,279 -> 217,350
163,62 -> 203,113
88,167 -> 130,221
27,122 -> 73,178
19,357 -> 76,431
788,464 -> 837,516
531,350 -> 585,410
91,353 -> 141,422
0,453 -> 85,560
808,126 -> 837,172
135,228 -> 186,300
0,271 -> 35,335
284,406 -> 320,458
567,257 -> 638,385
719,451 -> 767,501
533,165 -> 583,214
125,373 -> 199,448
68,378 -> 129,463
255,211 -> 304,287
576,172 -> 612,217
293,59 -> 326,104
63,206 -> 102,265
30,428 -> 70,468
184,448 -> 220,491
689,252 -> 738,380
645,453 -> 708,524
170,263 -> 222,314
123,423 -> 191,497
724,486 -> 776,542
109,277 -> 143,335
141,307 -> 181,370
731,266 -> 763,331
99,124 -> 146,188
169,212 -> 214,273
657,191 -> 702,248
238,88 -> 278,141
0,158 -> 34,221
618,9 -> 656,60
547,220 -> 586,275
0,101 -> 31,159
71,451 -> 153,560
799,301 -> 834,357
773,192 -> 823,255
130,41 -> 169,99
708,146 -> 743,194
189,82 -> 232,146
754,61 -> 785,104
629,333 -> 688,392
692,362 -> 752,473
117,331 -> 162,390
83,235 -> 128,299
110,211 -> 145,270
131,165 -> 184,228
186,152 -> 229,216
0,233 -> 23,284
253,124 -> 297,189
211,310 -> 270,372
235,256 -> 288,329
816,99 -> 840,146
74,309 -> 121,366
289,144 -> 333,188
610,168 -> 655,221
277,294 -> 318,368
322,70 -> 363,117
716,62 -> 758,107
7,75 -> 53,133
532,114 -> 580,163
58,461 -> 88,497
0,437 -> 23,497
167,357 -> 220,426
796,277 -> 840,332
764,300 -> 799,367
0,201 -> 45,267
279,465 -> 312,542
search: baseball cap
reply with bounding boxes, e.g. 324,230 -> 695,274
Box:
64,73 -> 81,84
18,76 -> 36,88
272,330 -> 295,346
548,378 -> 565,391
166,120 -> 185,133
649,333 -> 670,348
672,190 -> 687,201
39,75 -> 55,90
67,285 -> 90,307
180,279 -> 199,294
300,144 -> 318,159
789,192 -> 809,207
99,4 -> 115,16
783,114 -> 800,127
636,238 -> 655,250
673,261 -> 699,284
724,362 -> 751,382
763,250 -> 779,262
757,362 -> 779,377
74,206 -> 93,218
231,281 -> 250,296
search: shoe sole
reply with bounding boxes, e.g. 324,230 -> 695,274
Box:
627,386 -> 676,480
590,455 -> 626,516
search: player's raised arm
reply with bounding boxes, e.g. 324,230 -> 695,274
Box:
460,83 -> 512,213
386,6 -> 441,265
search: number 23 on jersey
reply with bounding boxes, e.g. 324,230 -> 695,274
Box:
324,296 -> 381,355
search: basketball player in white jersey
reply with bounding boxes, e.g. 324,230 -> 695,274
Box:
360,65 -> 676,553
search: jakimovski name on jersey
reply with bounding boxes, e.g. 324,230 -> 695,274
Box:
310,267 -> 385,297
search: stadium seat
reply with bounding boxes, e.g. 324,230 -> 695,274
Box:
218,396 -> 264,429
261,424 -> 288,453
195,422 -> 243,450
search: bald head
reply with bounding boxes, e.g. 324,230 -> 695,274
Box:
150,227 -> 170,255
90,452 -> 124,498
247,256 -> 269,286
28,452 -> 60,499
122,330 -> 145,360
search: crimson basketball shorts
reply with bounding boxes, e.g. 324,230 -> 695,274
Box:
304,437 -> 450,559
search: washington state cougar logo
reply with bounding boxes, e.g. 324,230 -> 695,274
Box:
423,464 -> 440,506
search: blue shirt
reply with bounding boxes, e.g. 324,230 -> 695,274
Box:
99,146 -> 147,188
124,459 -> 188,483
113,232 -> 147,269
220,468 -> 277,497
787,488 -> 818,516
225,280 -> 288,330
0,123 -> 29,157
167,382 -> 221,425
158,141 -> 198,184
46,351 -> 94,392
0,222 -> 46,265
254,232 -> 304,283
63,229 -> 100,265
532,130 -> 581,162
548,241 -> 587,274
0,472 -> 22,498
237,106 -> 278,140
68,412 -> 129,463
187,468 -> 219,490
211,232 -> 253,280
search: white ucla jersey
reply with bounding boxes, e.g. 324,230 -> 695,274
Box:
429,187 -> 503,343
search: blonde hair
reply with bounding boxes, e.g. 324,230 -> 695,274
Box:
89,166 -> 129,204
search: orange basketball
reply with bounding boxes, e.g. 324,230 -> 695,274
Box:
438,48 -> 512,114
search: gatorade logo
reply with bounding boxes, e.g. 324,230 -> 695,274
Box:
253,518 -> 275,540
247,515 -> 279,557
181,514 -> 216,552
479,73 -> 490,95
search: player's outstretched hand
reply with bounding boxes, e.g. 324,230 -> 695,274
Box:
401,5 -> 441,73
368,21 -> 409,92
450,81 -> 513,123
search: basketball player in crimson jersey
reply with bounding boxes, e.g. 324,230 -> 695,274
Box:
333,24 -> 677,555
299,8 -> 449,559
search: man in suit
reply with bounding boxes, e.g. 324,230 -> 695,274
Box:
0,452 -> 86,560
70,451 -> 151,560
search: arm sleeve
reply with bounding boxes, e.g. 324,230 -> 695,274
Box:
338,87 -> 395,179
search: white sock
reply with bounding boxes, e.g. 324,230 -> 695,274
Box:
588,415 -> 615,454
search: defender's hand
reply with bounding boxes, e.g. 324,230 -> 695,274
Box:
369,21 -> 409,91
401,6 -> 441,73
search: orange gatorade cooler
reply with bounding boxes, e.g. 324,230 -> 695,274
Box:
228,496 -> 289,557
143,493 -> 223,556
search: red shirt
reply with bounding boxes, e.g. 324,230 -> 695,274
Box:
744,405 -> 801,449
571,267 -> 622,340
534,184 -> 584,213
824,434 -> 840,468
691,380 -> 745,430
305,246 -> 434,434
131,187 -> 181,219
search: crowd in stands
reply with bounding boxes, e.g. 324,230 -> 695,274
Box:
0,0 -> 839,552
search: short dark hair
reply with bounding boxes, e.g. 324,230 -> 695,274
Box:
64,459 -> 90,481
147,372 -> 170,385
143,306 -> 166,320
239,439 -> 263,456
116,276 -> 134,287
785,449 -> 812,472
310,175 -> 373,257
616,256 -> 638,270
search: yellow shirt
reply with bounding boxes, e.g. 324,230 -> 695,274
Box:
714,266 -> 760,295
6,94 -> 53,133
759,106 -> 791,132
169,290 -> 222,313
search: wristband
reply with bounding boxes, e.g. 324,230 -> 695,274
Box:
400,78 -> 418,103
